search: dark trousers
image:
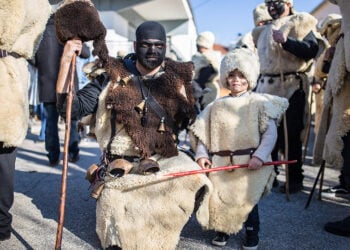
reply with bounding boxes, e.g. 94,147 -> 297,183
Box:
272,89 -> 305,185
341,134 -> 350,190
0,144 -> 16,237
245,204 -> 260,236
44,102 -> 80,162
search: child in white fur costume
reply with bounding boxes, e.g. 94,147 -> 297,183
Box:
190,47 -> 288,249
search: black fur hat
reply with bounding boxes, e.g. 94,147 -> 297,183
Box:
55,0 -> 109,65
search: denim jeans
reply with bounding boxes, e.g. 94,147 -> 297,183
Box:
36,103 -> 46,141
43,103 -> 80,162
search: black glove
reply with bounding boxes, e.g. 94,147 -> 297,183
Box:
195,64 -> 216,89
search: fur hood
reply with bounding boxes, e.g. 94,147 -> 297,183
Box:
220,47 -> 260,90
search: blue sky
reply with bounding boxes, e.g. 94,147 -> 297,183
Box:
189,0 -> 325,46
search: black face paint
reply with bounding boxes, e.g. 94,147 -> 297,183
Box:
135,21 -> 167,70
266,1 -> 286,20
136,40 -> 166,70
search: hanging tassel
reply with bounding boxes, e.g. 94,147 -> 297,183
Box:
157,117 -> 166,133
135,99 -> 146,114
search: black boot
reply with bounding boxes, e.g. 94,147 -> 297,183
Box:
243,205 -> 259,250
324,216 -> 350,237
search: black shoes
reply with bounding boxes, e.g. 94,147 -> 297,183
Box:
322,185 -> 350,198
68,153 -> 80,163
49,159 -> 60,167
243,235 -> 259,250
279,182 -> 303,194
324,216 -> 350,237
211,232 -> 230,246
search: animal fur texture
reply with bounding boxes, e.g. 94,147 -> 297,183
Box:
190,93 -> 288,234
0,0 -> 51,147
96,151 -> 212,249
96,57 -> 196,158
314,0 -> 350,168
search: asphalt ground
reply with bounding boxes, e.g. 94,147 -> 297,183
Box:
0,119 -> 349,250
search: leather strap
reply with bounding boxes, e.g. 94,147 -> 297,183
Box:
133,76 -> 174,129
0,49 -> 21,58
212,148 -> 256,165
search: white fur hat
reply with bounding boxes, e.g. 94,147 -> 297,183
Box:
220,47 -> 260,90
253,3 -> 271,26
196,31 -> 215,49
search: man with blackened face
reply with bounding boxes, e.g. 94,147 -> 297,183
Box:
265,0 -> 292,20
134,21 -> 167,72
57,19 -> 202,250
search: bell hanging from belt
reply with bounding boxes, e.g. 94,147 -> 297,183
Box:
157,117 -> 166,133
135,99 -> 146,114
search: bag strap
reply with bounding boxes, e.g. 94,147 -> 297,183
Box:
133,76 -> 175,129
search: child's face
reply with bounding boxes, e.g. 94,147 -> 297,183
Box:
227,69 -> 249,96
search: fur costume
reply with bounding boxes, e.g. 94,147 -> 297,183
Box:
96,151 -> 212,249
93,56 -> 210,249
312,15 -> 341,165
95,57 -> 196,158
0,0 -> 51,147
54,0 -> 109,66
190,92 -> 288,234
316,0 -> 350,168
252,12 -> 319,98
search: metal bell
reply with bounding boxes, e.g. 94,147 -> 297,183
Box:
157,117 -> 166,133
135,100 -> 146,114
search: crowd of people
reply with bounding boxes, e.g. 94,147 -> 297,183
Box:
1,0 -> 349,248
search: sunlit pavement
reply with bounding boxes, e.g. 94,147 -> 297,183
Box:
0,120 -> 349,250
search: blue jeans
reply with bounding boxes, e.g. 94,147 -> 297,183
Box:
36,103 -> 46,141
43,103 -> 80,162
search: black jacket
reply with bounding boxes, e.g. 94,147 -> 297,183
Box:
35,14 -> 90,103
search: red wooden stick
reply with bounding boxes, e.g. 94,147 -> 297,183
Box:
163,160 -> 297,177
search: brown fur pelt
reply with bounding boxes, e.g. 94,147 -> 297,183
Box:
54,0 -> 109,66
104,57 -> 196,158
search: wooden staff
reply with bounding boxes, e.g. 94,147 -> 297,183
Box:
55,53 -> 76,250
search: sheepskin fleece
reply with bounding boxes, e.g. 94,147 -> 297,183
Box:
252,12 -> 317,75
96,151 -> 212,249
321,44 -> 350,169
220,47 -> 260,91
0,0 -> 50,147
314,0 -> 350,168
191,50 -> 221,108
312,19 -> 341,164
190,92 -> 288,234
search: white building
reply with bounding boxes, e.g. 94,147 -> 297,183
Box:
88,0 -> 198,61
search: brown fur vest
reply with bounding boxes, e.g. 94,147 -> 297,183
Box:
104,57 -> 196,158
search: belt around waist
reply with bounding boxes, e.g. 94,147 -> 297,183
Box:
0,49 -> 21,59
211,148 -> 256,157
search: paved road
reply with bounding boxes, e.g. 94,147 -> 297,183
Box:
0,120 -> 349,249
